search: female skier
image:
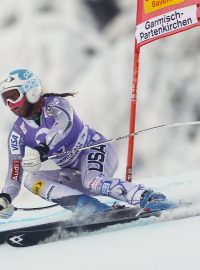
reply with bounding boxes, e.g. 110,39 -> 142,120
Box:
0,68 -> 175,219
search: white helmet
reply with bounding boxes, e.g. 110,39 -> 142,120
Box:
0,68 -> 43,106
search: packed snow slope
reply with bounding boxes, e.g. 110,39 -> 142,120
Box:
1,171 -> 200,270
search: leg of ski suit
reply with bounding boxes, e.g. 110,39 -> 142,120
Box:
80,143 -> 145,206
24,169 -> 84,201
24,143 -> 145,206
24,169 -> 112,212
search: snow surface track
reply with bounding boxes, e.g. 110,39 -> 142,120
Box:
1,171 -> 200,270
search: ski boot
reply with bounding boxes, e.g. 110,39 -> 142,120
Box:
53,194 -> 112,215
140,189 -> 177,213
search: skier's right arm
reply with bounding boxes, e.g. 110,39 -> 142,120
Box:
0,126 -> 25,218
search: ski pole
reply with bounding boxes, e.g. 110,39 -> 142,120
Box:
13,121 -> 200,212
49,121 -> 200,159
14,204 -> 59,211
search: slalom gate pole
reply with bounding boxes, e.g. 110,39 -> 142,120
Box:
126,0 -> 142,182
126,42 -> 140,182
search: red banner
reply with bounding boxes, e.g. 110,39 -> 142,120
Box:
135,0 -> 200,47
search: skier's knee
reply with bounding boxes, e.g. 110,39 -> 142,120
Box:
24,172 -> 34,190
82,176 -> 103,194
24,172 -> 44,196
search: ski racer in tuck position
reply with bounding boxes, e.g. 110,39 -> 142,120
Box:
0,68 -> 175,219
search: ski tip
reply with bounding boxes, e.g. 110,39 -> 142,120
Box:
6,232 -> 28,247
6,230 -> 52,247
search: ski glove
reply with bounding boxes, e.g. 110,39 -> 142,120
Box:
35,143 -> 49,162
22,144 -> 49,172
0,193 -> 14,219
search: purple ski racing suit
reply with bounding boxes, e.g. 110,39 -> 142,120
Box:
3,96 -> 145,205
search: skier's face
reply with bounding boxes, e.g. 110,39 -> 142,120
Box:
10,97 -> 44,119
2,88 -> 44,119
10,100 -> 32,118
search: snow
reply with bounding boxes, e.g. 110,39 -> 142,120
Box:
3,216 -> 200,270
1,171 -> 200,270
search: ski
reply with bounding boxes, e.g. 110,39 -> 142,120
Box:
0,200 -> 193,248
2,207 -> 159,247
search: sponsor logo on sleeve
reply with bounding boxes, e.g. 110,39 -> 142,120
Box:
11,160 -> 21,182
10,131 -> 21,155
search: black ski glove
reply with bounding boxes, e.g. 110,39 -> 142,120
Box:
35,143 -> 50,162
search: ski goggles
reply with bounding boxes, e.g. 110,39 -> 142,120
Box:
0,87 -> 24,106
